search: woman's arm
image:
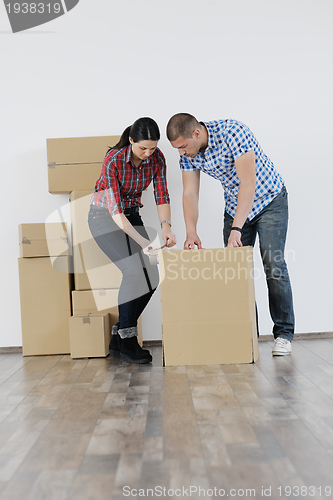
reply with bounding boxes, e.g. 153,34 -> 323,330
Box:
156,204 -> 177,247
153,150 -> 176,248
111,213 -> 152,251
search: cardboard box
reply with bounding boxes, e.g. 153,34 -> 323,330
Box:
72,289 -> 119,318
160,247 -> 259,366
18,256 -> 72,356
69,313 -> 111,359
19,222 -> 69,258
72,289 -> 143,346
70,191 -> 122,290
46,135 -> 120,193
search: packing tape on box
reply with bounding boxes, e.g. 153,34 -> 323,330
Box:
82,316 -> 91,324
48,162 -> 56,169
148,244 -> 166,265
21,237 -> 31,245
98,290 -> 106,296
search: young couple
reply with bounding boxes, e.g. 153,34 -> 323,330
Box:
88,115 -> 294,364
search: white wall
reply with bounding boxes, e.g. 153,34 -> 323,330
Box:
1,0 -> 332,346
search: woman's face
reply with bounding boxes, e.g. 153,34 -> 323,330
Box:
130,138 -> 158,162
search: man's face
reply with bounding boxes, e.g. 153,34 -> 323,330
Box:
170,132 -> 201,158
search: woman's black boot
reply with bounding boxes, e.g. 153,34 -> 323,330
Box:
109,324 -> 120,359
118,327 -> 152,364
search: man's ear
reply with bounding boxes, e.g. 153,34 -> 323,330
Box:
192,129 -> 201,139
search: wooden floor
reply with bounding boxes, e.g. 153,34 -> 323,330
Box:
1,339 -> 333,500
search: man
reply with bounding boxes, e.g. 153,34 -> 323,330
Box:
166,113 -> 294,356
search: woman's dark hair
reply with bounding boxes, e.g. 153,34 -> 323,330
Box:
108,117 -> 160,152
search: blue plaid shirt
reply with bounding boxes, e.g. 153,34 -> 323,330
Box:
180,119 -> 284,221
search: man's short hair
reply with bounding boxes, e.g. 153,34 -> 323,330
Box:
166,113 -> 200,142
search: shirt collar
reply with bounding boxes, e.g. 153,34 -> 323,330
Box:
125,145 -> 132,164
201,122 -> 216,150
126,144 -> 151,166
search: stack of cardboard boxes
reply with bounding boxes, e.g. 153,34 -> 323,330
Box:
18,223 -> 72,356
18,135 -> 143,359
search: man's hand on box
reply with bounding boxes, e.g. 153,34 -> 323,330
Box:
227,231 -> 243,248
184,232 -> 202,250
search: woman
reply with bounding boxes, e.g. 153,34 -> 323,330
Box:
88,117 -> 176,364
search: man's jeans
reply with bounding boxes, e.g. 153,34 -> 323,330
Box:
88,206 -> 159,330
223,187 -> 295,341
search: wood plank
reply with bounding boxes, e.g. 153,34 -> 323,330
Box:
0,340 -> 332,498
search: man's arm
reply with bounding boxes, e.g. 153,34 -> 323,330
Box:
182,170 -> 202,249
227,150 -> 256,247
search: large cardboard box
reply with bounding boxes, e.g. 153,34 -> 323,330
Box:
69,313 -> 111,359
18,256 -> 72,356
19,222 -> 69,258
46,135 -> 120,193
70,191 -> 122,290
160,247 -> 259,366
72,289 -> 143,346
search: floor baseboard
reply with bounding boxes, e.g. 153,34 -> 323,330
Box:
0,346 -> 23,354
144,332 -> 333,348
2,332 -> 333,353
143,340 -> 163,347
258,331 -> 333,342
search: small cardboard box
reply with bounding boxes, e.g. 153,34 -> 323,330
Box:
18,256 -> 72,356
69,313 -> 111,359
72,289 -> 143,346
72,289 -> 119,318
19,222 -> 69,258
160,247 -> 259,366
46,135 -> 120,193
70,191 -> 122,290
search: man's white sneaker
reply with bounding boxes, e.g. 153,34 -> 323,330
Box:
272,338 -> 292,356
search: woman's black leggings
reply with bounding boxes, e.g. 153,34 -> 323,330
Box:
88,206 -> 159,329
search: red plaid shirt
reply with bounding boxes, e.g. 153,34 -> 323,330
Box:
90,145 -> 170,216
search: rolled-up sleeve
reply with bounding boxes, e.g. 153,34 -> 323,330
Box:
153,150 -> 170,206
